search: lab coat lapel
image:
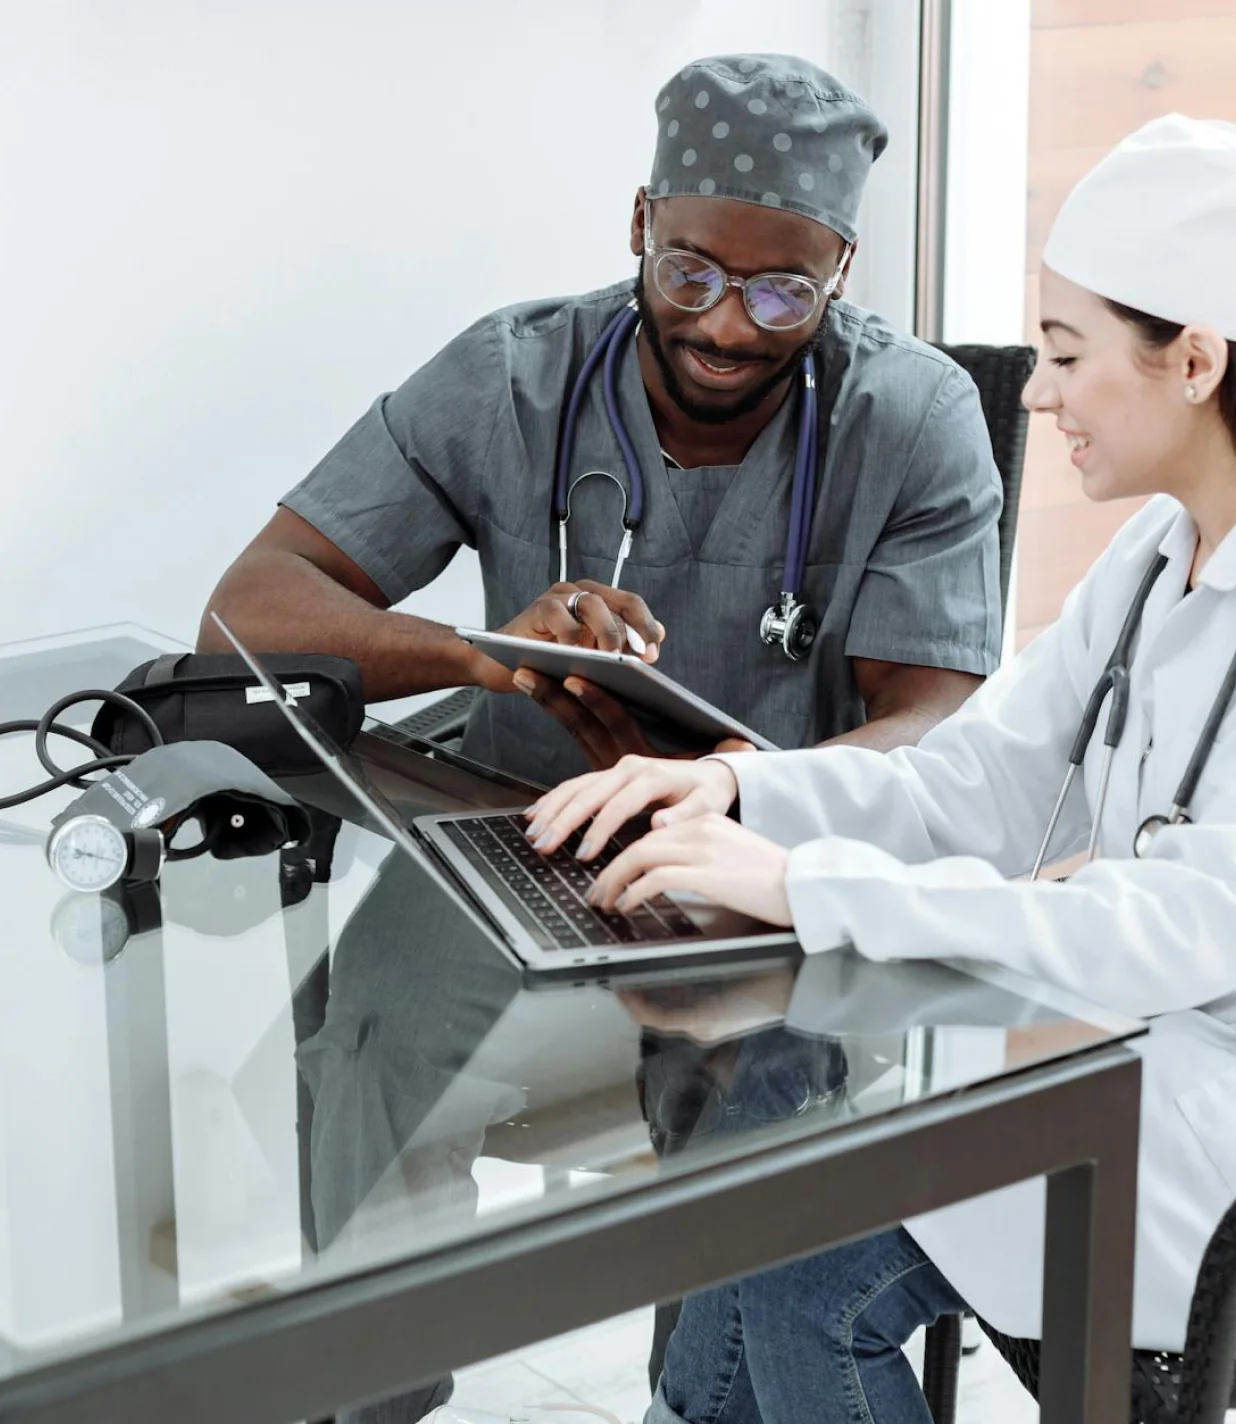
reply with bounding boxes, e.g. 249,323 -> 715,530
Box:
1084,509 -> 1192,854
1196,511 -> 1236,594
1132,511 -> 1236,828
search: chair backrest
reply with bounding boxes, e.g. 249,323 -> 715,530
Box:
969,1189 -> 1236,1424
935,343 -> 1037,625
1177,1193 -> 1236,1423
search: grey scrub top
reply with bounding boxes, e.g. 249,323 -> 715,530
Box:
282,279 -> 1002,787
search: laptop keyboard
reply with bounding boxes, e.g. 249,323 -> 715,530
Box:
440,814 -> 704,952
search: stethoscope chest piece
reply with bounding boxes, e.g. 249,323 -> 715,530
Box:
1133,810 -> 1190,858
760,593 -> 819,662
1133,815 -> 1169,859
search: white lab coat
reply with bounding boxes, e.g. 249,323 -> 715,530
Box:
718,495 -> 1236,1350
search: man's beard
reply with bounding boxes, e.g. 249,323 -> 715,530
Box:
634,260 -> 822,426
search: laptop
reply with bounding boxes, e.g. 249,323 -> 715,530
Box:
211,613 -> 801,983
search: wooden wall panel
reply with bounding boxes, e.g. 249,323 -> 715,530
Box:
1025,144 -> 1110,273
1016,498 -> 1148,627
1014,2 -> 1236,643
1019,413 -> 1084,513
1029,19 -> 1236,153
1035,0 -> 1236,29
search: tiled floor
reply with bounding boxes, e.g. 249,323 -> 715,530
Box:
446,1307 -> 1041,1423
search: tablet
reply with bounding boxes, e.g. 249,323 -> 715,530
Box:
457,628 -> 779,753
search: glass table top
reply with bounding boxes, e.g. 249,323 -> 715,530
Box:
0,625 -> 1144,1386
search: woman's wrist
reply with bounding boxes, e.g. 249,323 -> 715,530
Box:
702,755 -> 742,817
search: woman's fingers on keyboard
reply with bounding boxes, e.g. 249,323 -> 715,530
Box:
527,780 -> 611,853
526,757 -> 658,852
575,782 -> 661,859
524,771 -> 609,844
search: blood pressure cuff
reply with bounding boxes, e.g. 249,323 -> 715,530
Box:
52,741 -> 312,861
91,651 -> 364,777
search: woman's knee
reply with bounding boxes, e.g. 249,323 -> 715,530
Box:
736,1227 -> 955,1352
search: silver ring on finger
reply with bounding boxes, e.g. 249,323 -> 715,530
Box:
566,589 -> 587,623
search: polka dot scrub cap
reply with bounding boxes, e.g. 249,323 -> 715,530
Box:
649,54 -> 888,243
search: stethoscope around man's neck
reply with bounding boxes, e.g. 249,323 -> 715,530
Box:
1031,549 -> 1236,874
553,300 -> 822,661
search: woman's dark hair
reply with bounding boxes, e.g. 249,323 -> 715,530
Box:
1104,298 -> 1236,448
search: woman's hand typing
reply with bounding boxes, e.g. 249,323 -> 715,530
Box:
585,813 -> 792,926
524,754 -> 740,859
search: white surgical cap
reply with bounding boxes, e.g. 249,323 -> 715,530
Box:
1043,113 -> 1236,341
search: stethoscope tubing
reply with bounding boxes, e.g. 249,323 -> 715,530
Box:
784,361 -> 818,597
1177,638 -> 1236,811
601,306 -> 645,527
554,303 -> 634,521
0,689 -> 165,812
554,297 -> 819,610
1032,549 -> 1236,874
1065,554 -> 1165,767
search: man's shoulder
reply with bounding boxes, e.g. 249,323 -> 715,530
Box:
394,280 -> 634,411
822,302 -> 994,469
465,280 -> 635,349
825,300 -> 964,393
823,304 -> 1000,514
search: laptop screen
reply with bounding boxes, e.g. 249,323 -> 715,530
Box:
209,614 -> 506,933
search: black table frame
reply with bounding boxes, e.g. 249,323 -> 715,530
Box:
0,1041 -> 1140,1424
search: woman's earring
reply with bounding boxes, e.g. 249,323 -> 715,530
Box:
1186,384 -> 1199,402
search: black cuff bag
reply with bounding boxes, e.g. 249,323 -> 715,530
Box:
91,651 -> 365,777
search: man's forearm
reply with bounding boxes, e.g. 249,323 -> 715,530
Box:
198,549 -> 485,701
815,668 -> 984,754
814,704 -> 947,754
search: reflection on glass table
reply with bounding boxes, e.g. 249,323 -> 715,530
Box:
0,624 -> 1143,1424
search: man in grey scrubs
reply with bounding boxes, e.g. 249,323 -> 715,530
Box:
202,55 -> 1002,788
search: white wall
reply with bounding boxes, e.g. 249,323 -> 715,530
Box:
942,0 -> 1031,347
0,0 -> 922,679
943,0 -> 1032,659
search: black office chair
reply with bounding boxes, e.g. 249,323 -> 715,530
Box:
395,342 -> 1038,750
923,1196 -> 1236,1424
933,342 -> 1036,620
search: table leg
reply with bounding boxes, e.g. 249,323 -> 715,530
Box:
1038,1056 -> 1141,1423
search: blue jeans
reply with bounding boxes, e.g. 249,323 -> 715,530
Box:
646,1226 -> 969,1424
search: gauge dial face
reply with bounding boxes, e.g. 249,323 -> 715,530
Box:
48,817 -> 129,892
51,892 -> 130,964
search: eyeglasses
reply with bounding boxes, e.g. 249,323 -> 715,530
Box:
644,208 -> 850,333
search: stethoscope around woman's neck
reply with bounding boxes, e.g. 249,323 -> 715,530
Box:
1031,549 -> 1236,875
553,300 -> 822,661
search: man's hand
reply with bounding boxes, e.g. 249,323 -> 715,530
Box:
510,672 -> 661,768
510,674 -> 756,771
471,580 -> 665,694
526,753 -> 740,856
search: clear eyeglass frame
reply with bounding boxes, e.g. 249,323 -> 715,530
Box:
643,200 -> 851,333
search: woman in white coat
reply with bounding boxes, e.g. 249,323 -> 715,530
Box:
526,114 -> 1236,1424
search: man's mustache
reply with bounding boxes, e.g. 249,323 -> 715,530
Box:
676,339 -> 773,365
